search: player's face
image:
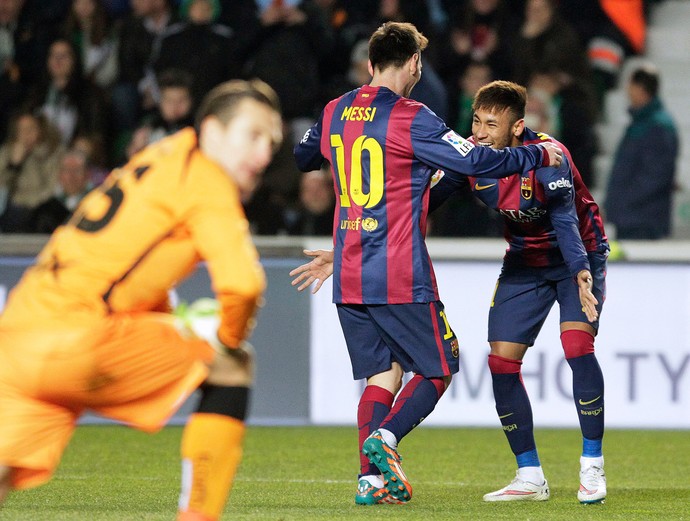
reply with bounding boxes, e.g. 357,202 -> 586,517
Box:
205,98 -> 282,198
471,107 -> 523,150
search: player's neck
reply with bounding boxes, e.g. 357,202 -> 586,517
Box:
369,70 -> 417,98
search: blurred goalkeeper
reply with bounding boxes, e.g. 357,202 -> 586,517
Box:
0,79 -> 283,521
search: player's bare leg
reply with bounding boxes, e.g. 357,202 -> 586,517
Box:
177,345 -> 254,521
0,465 -> 12,506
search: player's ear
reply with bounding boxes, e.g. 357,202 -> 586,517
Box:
367,60 -> 374,78
410,52 -> 420,76
199,116 -> 224,152
513,118 -> 525,138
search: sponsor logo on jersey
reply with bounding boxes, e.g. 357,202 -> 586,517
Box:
475,182 -> 496,191
442,130 -> 474,157
300,128 -> 311,144
340,105 -> 377,122
521,177 -> 532,199
340,217 -> 379,232
362,217 -> 378,232
548,177 -> 573,190
499,207 -> 547,223
430,169 -> 445,188
341,217 -> 362,230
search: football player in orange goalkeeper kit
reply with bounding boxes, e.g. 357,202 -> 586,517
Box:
0,79 -> 283,521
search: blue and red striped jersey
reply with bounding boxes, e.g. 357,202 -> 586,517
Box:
430,128 -> 609,276
294,86 -> 550,304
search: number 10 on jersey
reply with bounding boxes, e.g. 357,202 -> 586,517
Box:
330,134 -> 384,209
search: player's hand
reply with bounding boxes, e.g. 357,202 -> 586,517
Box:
577,269 -> 599,322
289,249 -> 334,293
541,142 -> 563,168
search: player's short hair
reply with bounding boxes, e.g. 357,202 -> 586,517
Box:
472,80 -> 527,123
368,22 -> 428,72
194,79 -> 281,132
630,63 -> 659,97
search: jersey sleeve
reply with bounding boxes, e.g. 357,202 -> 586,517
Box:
183,158 -> 266,348
409,107 -> 546,180
538,157 -> 590,277
428,169 -> 470,213
294,111 -> 326,172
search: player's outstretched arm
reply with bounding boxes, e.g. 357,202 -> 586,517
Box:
577,269 -> 599,322
289,249 -> 334,293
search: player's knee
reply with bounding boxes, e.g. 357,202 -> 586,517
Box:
561,329 -> 595,359
196,384 -> 250,421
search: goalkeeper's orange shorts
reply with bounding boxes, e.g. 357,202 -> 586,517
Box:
0,312 -> 214,490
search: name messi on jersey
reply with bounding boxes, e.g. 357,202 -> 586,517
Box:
341,106 -> 377,122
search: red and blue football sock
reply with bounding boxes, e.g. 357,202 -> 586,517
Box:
357,385 -> 394,476
378,374 -> 445,444
488,354 -> 541,468
562,330 -> 604,457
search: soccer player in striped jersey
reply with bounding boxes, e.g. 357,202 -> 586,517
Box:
429,80 -> 608,504
293,22 -> 563,505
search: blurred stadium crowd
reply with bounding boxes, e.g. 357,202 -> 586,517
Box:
0,0 -> 662,236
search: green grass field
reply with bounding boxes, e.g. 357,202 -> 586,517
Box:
3,425 -> 690,520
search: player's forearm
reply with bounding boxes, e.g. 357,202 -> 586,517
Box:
217,292 -> 262,348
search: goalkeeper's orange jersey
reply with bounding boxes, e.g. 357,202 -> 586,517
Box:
0,128 -> 265,348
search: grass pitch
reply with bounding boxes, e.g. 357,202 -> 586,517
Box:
3,425 -> 689,520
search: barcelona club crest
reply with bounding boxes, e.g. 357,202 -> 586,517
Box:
450,338 -> 459,358
521,177 -> 533,200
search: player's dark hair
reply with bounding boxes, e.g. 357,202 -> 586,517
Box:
630,64 -> 659,97
194,78 -> 281,133
472,80 -> 527,123
368,22 -> 428,72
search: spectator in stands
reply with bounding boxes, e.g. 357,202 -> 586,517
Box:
511,0 -> 593,94
153,0 -> 240,104
70,132 -> 109,184
125,68 -> 195,160
216,0 -> 260,61
28,148 -> 93,234
560,0 -> 647,110
604,63 -> 679,240
23,37 -> 110,147
245,0 -> 334,143
285,167 -> 334,236
439,0 -> 517,83
0,111 -> 63,232
526,65 -> 598,188
111,0 -> 177,133
62,0 -> 119,89
0,0 -> 61,141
